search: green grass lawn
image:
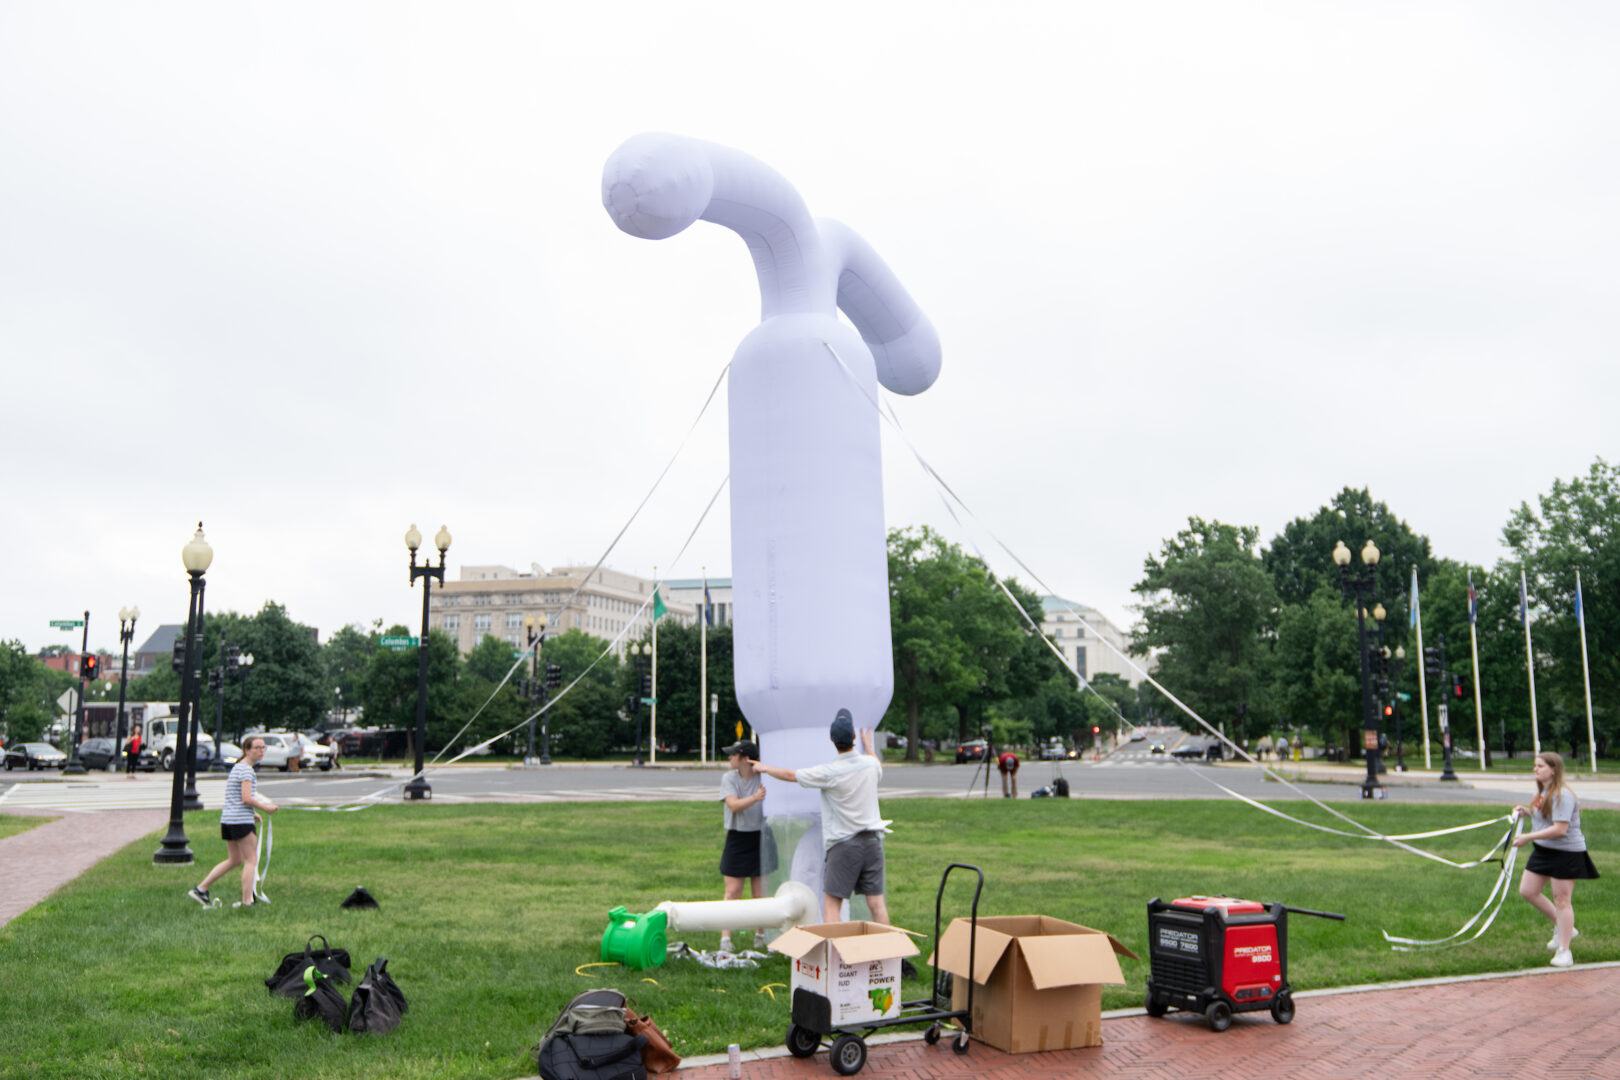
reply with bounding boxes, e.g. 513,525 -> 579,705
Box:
0,812 -> 54,841
0,798 -> 1612,1080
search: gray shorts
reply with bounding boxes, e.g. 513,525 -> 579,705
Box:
823,831 -> 885,899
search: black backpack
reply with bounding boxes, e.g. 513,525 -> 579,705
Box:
535,989 -> 647,1080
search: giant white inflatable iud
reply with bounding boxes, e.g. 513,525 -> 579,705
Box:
602,134 -> 940,895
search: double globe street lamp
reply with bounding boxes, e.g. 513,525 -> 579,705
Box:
1333,539 -> 1385,797
113,606 -> 140,771
155,524 -> 213,865
404,524 -> 450,801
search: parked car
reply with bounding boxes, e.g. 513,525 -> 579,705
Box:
245,732 -> 297,770
1171,743 -> 1207,760
4,742 -> 68,770
955,738 -> 989,763
1129,732 -> 1146,742
217,741 -> 243,768
297,733 -> 335,771
76,737 -> 122,770
1038,738 -> 1073,760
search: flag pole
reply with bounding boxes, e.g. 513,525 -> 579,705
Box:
650,565 -> 658,766
1521,568 -> 1541,755
1578,569 -> 1596,774
700,566 -> 708,765
1413,566 -> 1430,770
1469,570 -> 1487,770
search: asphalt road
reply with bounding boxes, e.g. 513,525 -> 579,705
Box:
0,750 -> 1560,813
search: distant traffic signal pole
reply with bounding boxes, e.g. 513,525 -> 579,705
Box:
62,611 -> 93,775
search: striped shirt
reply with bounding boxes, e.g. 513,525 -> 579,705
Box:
222,758 -> 257,825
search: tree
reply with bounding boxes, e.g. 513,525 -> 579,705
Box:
219,603 -> 329,737
627,620 -> 741,757
1263,487 -> 1436,632
1132,518 -> 1278,742
357,626 -> 461,751
1502,457 -> 1620,758
1271,588 -> 1360,750
537,629 -> 624,758
885,527 -> 1048,760
323,623 -> 380,723
0,640 -> 58,742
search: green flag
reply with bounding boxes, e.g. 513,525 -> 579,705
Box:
652,586 -> 667,621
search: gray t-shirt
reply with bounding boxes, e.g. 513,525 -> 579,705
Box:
721,770 -> 764,832
1532,789 -> 1586,852
222,759 -> 256,825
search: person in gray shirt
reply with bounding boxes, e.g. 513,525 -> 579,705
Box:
1513,751 -> 1600,967
718,739 -> 766,952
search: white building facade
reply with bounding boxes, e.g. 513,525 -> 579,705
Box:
1039,595 -> 1144,686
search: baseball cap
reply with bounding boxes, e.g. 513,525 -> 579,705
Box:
829,708 -> 855,747
721,739 -> 759,759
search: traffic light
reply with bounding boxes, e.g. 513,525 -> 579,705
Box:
640,674 -> 653,698
545,664 -> 562,690
1423,646 -> 1442,681
625,694 -> 639,717
226,644 -> 241,672
208,668 -> 222,692
518,678 -> 531,699
1452,674 -> 1466,699
172,637 -> 187,672
1091,725 -> 1101,736
1383,704 -> 1394,719
82,654 -> 99,680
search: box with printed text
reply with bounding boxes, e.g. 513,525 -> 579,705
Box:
769,921 -> 921,1031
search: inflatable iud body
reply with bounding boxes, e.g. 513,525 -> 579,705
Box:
602,134 -> 940,824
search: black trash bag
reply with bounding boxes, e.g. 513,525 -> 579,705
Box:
341,886 -> 379,909
266,934 -> 352,997
291,966 -> 349,1033
346,958 -> 408,1035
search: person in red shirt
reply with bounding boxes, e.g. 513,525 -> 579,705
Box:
997,750 -> 1020,798
125,725 -> 143,778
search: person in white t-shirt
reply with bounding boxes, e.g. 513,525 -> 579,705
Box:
753,709 -> 891,924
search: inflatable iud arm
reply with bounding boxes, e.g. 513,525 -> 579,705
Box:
602,133 -> 940,395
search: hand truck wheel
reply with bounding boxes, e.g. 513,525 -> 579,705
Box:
923,1023 -> 941,1045
952,1032 -> 971,1054
830,1033 -> 867,1076
786,1023 -> 819,1058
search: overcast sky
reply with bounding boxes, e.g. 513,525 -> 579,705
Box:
4,2 -> 1616,657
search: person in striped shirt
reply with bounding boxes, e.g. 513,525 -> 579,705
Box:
189,735 -> 278,908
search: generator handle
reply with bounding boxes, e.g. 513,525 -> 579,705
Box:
1281,905 -> 1346,921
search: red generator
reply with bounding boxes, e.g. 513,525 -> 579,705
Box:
1144,896 -> 1344,1031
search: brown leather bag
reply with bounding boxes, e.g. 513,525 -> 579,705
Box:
624,1007 -> 680,1074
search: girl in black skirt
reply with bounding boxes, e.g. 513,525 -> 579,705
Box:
1513,751 -> 1599,968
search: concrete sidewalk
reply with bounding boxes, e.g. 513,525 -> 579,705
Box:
678,964 -> 1620,1079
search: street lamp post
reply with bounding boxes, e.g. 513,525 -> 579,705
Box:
62,611 -> 92,775
404,524 -> 450,801
112,607 -> 139,772
523,614 -> 549,766
1392,645 -> 1406,772
630,643 -> 649,767
1333,539 -> 1385,798
1435,633 -> 1459,781
155,524 -> 212,865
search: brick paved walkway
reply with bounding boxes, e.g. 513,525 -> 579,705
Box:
678,966 -> 1620,1080
0,809 -> 168,927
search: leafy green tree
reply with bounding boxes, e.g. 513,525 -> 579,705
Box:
1132,518 -> 1278,743
1272,588 -> 1360,750
1,640 -> 58,742
1502,457 -> 1620,759
323,623 -> 380,724
537,629 -> 625,758
624,620 -> 741,757
1263,487 -> 1436,632
357,626 -> 461,751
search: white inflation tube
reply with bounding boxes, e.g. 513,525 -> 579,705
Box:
654,880 -> 818,934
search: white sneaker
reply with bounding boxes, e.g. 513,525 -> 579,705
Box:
718,936 -> 734,954
1550,948 -> 1573,968
1548,928 -> 1578,950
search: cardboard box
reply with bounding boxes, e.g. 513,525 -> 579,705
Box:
930,915 -> 1137,1053
770,921 -> 921,1029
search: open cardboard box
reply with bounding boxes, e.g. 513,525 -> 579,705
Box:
930,915 -> 1137,1053
770,921 -> 921,1030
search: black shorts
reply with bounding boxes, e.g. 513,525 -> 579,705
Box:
221,822 -> 257,842
1527,844 -> 1600,880
720,829 -> 762,878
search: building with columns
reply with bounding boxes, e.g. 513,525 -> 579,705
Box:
429,563 -> 697,655
1039,595 -> 1143,686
